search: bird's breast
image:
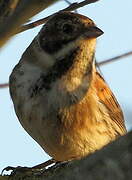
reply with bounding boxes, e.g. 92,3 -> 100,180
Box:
9,61 -> 122,161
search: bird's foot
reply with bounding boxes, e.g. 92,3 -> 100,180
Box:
1,166 -> 33,176
1,159 -> 55,176
49,160 -> 71,170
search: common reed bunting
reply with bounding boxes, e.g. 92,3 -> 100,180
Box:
9,12 -> 127,167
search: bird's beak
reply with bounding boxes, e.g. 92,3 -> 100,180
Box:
84,26 -> 104,38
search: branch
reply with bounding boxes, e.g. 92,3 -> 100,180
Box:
0,83 -> 9,88
17,16 -> 50,34
1,131 -> 132,179
17,0 -> 100,34
64,0 -> 72,5
97,51 -> 132,66
0,0 -> 60,47
0,175 -> 8,180
64,0 -> 78,13
63,0 -> 99,11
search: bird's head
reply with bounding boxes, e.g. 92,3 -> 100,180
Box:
28,11 -> 103,72
38,11 -> 103,56
20,12 -> 104,96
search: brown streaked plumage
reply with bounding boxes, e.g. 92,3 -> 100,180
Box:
94,71 -> 126,134
9,11 -> 127,167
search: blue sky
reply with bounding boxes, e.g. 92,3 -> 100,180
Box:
0,0 -> 132,173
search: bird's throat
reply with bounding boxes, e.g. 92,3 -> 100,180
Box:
30,39 -> 95,98
61,40 -> 95,93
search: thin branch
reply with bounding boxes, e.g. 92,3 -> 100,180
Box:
97,51 -> 132,66
0,83 -> 9,88
0,50 -> 132,89
64,0 -> 72,5
17,0 -> 100,34
64,0 -> 78,13
17,16 -> 50,33
63,0 -> 99,11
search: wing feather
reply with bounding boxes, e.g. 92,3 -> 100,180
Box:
94,72 -> 127,134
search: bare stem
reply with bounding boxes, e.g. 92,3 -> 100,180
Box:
63,0 -> 99,11
97,51 -> 132,66
64,0 -> 78,13
64,0 -> 72,5
0,83 -> 9,88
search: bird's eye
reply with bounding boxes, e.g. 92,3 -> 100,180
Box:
62,23 -> 74,34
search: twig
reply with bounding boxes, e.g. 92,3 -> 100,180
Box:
0,50 -> 132,89
97,51 -> 132,66
63,0 -> 99,11
0,83 -> 9,88
17,0 -> 99,34
64,0 -> 72,5
64,0 -> 78,13
18,16 -> 50,33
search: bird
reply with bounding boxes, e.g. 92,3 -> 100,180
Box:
9,11 -> 127,167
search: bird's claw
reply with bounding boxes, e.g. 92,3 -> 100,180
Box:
1,166 -> 32,176
1,160 -> 70,176
51,161 -> 70,170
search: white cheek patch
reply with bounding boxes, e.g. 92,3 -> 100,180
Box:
33,36 -> 55,68
32,34 -> 82,71
53,38 -> 80,60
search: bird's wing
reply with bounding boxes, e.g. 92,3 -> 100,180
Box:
94,71 -> 127,134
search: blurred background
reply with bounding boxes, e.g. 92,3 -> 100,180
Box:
0,0 -> 132,173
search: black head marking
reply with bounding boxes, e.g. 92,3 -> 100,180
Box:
38,12 -> 95,54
